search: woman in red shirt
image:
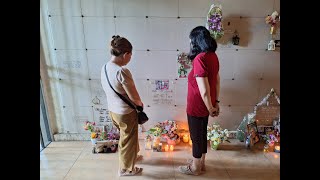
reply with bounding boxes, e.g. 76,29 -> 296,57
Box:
179,26 -> 220,175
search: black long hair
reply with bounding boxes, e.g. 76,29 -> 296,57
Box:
188,26 -> 217,61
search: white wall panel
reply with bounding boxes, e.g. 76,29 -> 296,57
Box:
115,18 -> 149,50
258,80 -> 280,102
262,51 -> 280,80
47,0 -> 81,16
114,0 -> 148,17
59,79 -> 92,107
176,18 -> 206,50
132,79 -> 151,106
128,51 -> 178,79
55,50 -> 89,80
209,106 -> 245,130
224,18 -> 270,50
83,17 -> 115,49
142,106 -> 176,130
174,79 -> 188,106
81,0 -> 114,17
178,0 -> 211,17
234,50 -> 265,80
43,0 -> 280,133
148,0 -> 178,17
274,0 -> 280,12
216,50 -> 236,80
148,18 -> 179,50
221,0 -> 274,18
219,79 -> 260,106
49,16 -> 85,49
87,50 -> 111,79
89,80 -> 108,106
61,106 -> 93,133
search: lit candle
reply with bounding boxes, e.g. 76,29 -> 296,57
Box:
183,134 -> 189,143
189,139 -> 192,146
274,145 -> 280,153
170,145 -> 174,151
164,145 -> 169,151
157,143 -> 162,152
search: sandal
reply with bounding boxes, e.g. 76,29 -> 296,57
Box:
178,165 -> 200,176
118,167 -> 143,176
187,159 -> 206,171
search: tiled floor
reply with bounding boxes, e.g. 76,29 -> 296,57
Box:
40,139 -> 280,180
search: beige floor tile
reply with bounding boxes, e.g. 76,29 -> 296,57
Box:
40,147 -> 84,155
71,159 -> 119,169
227,168 -> 279,180
64,167 -> 120,180
40,160 -> 75,170
40,153 -> 80,161
46,141 -> 90,148
40,169 -> 70,179
40,139 -> 279,180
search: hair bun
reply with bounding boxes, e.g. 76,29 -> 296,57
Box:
112,35 -> 120,40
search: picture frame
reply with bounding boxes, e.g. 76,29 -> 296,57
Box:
246,122 -> 260,145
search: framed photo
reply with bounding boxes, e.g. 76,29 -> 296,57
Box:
246,122 -> 260,144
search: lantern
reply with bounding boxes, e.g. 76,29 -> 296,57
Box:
183,134 -> 189,143
169,145 -> 174,151
268,40 -> 276,51
144,135 -> 152,150
164,144 -> 169,151
232,30 -> 240,45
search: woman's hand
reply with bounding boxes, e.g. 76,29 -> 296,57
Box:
208,106 -> 218,117
214,103 -> 220,117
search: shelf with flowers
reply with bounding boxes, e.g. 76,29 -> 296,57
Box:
146,120 -> 180,150
84,121 -> 120,143
207,123 -> 230,150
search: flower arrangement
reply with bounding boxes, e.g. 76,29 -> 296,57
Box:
206,4 -> 224,40
84,121 -> 97,139
265,11 -> 280,34
84,121 -> 95,132
207,123 -> 230,150
147,120 -> 180,143
262,131 -> 278,147
84,121 -> 119,141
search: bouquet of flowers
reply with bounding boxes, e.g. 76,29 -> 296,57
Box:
207,123 -> 230,150
265,11 -> 280,34
262,132 -> 278,147
84,121 -> 97,139
206,4 -> 224,40
147,120 -> 180,144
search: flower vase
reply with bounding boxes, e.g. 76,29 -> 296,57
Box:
91,138 -> 97,145
210,141 -> 219,150
152,136 -> 161,148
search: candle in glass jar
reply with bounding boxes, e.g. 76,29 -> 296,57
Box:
169,145 -> 174,151
183,134 -> 189,143
164,145 -> 169,151
274,145 -> 280,153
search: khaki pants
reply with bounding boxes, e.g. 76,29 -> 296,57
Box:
110,110 -> 139,171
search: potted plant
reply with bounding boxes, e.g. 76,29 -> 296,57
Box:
207,123 -> 230,150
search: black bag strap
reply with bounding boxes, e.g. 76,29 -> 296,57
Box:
104,64 -> 140,111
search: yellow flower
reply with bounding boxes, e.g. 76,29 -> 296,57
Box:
91,132 -> 97,139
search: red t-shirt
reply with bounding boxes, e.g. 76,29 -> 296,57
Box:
187,52 -> 219,117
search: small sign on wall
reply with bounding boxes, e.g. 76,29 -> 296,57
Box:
150,80 -> 174,105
